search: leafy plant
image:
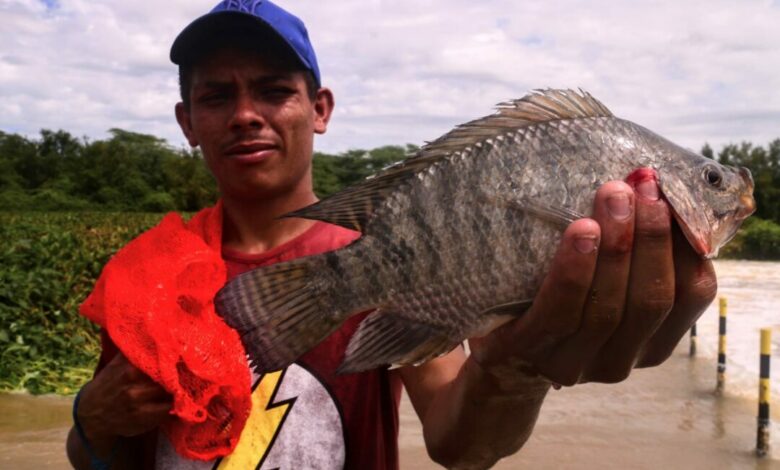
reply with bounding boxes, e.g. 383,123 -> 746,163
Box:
0,212 -> 163,394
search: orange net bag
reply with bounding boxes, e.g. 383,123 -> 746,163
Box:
80,208 -> 251,460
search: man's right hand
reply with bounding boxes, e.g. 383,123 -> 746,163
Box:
77,353 -> 173,446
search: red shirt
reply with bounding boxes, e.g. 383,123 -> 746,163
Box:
95,216 -> 402,469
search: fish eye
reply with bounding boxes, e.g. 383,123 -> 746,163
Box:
703,166 -> 723,188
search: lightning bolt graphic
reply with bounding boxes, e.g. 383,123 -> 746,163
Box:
216,369 -> 295,470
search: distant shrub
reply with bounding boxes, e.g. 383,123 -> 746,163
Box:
31,189 -> 93,211
141,192 -> 176,212
741,218 -> 780,260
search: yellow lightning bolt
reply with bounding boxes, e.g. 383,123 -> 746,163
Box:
217,370 -> 293,470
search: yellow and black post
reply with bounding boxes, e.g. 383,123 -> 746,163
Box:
689,323 -> 697,357
716,297 -> 727,394
757,328 -> 771,457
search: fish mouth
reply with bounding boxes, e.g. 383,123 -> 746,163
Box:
736,194 -> 756,220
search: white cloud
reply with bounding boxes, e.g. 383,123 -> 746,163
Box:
1,0 -> 779,154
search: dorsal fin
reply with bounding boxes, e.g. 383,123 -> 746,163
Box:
285,89 -> 612,232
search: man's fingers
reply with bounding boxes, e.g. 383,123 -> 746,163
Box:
540,182 -> 635,385
637,225 -> 717,367
586,177 -> 674,382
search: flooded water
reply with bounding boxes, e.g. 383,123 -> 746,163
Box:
696,260 -> 780,402
0,393 -> 71,469
2,260 -> 779,469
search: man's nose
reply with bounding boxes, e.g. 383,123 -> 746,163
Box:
229,93 -> 263,130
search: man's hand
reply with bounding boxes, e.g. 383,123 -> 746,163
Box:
472,178 -> 718,386
76,353 -> 172,446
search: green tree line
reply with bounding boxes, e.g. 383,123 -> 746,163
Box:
0,128 -> 416,211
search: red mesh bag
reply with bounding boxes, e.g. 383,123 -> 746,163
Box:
80,208 -> 251,461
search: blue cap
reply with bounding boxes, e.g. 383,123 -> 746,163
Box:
170,0 -> 321,87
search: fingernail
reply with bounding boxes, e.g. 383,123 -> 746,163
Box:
636,179 -> 659,201
607,193 -> 631,221
574,235 -> 598,254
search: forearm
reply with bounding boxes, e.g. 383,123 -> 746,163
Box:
422,355 -> 550,469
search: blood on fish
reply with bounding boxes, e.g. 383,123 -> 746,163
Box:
625,167 -> 658,188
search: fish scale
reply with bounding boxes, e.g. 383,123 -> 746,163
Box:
215,89 -> 756,375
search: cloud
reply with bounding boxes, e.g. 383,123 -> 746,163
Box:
1,0 -> 779,154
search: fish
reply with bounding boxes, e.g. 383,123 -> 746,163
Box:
215,89 -> 756,375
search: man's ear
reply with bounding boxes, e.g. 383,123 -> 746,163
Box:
313,87 -> 335,135
175,102 -> 199,147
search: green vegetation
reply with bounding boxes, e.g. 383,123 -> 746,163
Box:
0,128 -> 414,210
719,217 -> 780,260
0,127 -> 778,393
0,212 -> 162,394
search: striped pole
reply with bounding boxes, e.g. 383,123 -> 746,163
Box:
716,298 -> 727,394
689,323 -> 697,357
757,328 -> 771,457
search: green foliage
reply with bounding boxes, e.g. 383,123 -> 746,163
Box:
716,217 -> 780,260
0,129 -> 420,210
0,129 -> 218,212
312,144 -> 415,198
0,212 -> 162,394
739,218 -> 780,260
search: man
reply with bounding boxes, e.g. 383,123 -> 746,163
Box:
67,1 -> 716,469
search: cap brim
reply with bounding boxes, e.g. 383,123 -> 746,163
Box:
170,11 -> 302,68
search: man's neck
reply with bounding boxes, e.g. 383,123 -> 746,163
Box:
220,186 -> 319,255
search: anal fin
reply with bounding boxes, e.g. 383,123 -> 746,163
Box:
338,311 -> 456,374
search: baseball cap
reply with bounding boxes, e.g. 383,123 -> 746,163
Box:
170,0 -> 321,87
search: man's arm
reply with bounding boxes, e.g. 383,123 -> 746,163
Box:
400,179 -> 717,469
66,353 -> 172,470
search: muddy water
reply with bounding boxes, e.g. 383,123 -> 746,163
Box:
0,393 -> 71,469
2,261 -> 779,469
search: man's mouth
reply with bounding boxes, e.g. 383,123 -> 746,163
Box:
224,142 -> 277,164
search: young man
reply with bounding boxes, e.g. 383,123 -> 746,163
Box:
67,1 -> 716,469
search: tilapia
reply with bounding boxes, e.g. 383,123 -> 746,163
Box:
215,89 -> 756,374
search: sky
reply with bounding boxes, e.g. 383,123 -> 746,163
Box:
1,0 -> 779,154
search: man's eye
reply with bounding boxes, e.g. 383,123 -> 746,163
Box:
262,87 -> 294,98
199,92 -> 229,103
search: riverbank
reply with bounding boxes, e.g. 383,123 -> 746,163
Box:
2,340 -> 777,469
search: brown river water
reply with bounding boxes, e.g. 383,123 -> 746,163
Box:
2,260 -> 779,469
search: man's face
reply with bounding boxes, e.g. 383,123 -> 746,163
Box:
175,47 -> 333,201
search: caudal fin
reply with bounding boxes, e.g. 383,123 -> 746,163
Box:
215,257 -> 344,373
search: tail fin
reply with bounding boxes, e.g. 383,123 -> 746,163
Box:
215,257 -> 344,373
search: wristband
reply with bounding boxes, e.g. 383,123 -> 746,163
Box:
73,387 -> 118,470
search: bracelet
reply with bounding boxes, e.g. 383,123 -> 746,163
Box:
73,387 -> 118,470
